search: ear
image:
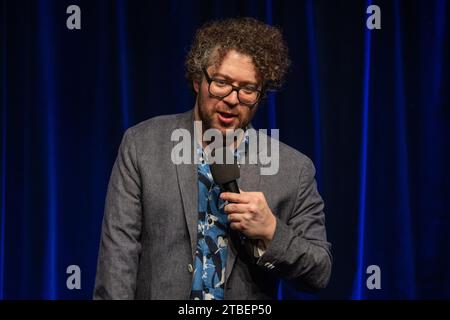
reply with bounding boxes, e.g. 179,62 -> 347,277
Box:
193,80 -> 199,93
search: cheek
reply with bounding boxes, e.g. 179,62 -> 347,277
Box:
241,107 -> 254,119
201,89 -> 220,110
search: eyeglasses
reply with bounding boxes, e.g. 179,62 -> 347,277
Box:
202,67 -> 262,107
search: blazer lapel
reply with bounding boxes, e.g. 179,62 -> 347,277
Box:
176,163 -> 198,259
174,110 -> 198,259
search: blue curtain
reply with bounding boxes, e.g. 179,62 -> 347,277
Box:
1,0 -> 449,299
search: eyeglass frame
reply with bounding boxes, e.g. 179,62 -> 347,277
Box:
202,67 -> 264,107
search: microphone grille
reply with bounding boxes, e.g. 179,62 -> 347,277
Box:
209,147 -> 240,185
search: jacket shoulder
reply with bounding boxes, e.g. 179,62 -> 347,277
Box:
265,134 -> 315,175
128,112 -> 189,135
121,110 -> 192,144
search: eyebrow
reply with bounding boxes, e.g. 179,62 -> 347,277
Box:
211,72 -> 259,87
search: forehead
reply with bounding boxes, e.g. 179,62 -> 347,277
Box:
209,50 -> 259,84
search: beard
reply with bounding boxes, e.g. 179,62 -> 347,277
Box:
195,87 -> 255,134
195,88 -> 258,149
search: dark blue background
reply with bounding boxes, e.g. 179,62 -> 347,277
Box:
1,0 -> 449,299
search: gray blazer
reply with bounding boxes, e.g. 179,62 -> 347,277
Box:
94,109 -> 332,300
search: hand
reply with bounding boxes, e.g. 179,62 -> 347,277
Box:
220,189 -> 277,246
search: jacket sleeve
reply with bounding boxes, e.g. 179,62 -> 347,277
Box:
256,157 -> 332,290
93,128 -> 142,299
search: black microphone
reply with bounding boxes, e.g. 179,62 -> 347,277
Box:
210,147 -> 253,247
209,147 -> 240,194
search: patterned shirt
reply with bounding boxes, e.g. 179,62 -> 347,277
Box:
190,135 -> 248,300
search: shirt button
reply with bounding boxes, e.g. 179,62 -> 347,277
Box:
187,264 -> 194,273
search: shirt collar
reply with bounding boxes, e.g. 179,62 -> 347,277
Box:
195,127 -> 250,164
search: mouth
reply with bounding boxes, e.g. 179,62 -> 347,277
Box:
217,111 -> 237,126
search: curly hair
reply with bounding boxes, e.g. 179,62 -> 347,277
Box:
185,17 -> 291,92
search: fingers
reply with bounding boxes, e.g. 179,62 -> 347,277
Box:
223,203 -> 248,214
229,220 -> 248,232
227,213 -> 252,223
220,191 -> 250,203
227,213 -> 242,223
230,222 -> 241,231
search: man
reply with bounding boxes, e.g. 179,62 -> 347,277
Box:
94,17 -> 331,300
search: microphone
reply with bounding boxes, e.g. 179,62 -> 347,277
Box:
209,147 -> 240,194
210,147 -> 254,248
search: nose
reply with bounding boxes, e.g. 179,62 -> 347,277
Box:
223,88 -> 239,107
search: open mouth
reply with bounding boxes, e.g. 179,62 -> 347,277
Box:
217,112 -> 237,125
219,112 -> 236,118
